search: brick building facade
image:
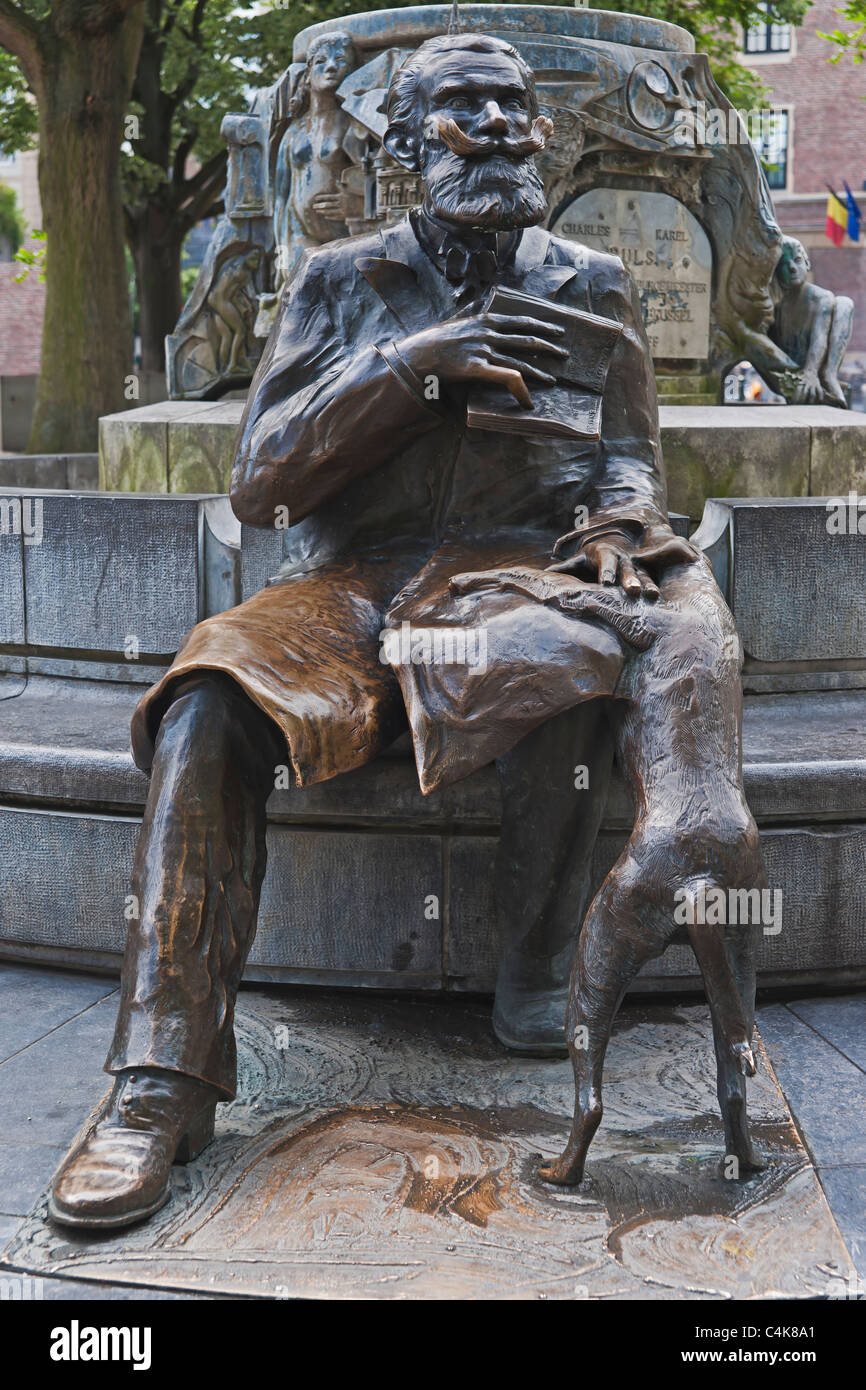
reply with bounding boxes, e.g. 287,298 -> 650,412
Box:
0,148 -> 45,378
0,263 -> 44,376
742,0 -> 866,354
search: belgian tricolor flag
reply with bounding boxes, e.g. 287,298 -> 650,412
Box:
825,188 -> 848,246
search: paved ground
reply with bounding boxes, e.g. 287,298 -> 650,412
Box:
0,960 -> 862,1298
757,996 -> 866,1280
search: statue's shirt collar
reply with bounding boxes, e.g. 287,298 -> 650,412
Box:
411,207 -> 520,306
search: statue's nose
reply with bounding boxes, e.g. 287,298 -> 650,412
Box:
478,100 -> 509,133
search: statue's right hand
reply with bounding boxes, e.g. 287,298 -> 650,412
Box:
397,314 -> 569,409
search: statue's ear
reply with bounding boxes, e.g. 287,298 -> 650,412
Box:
383,126 -> 420,172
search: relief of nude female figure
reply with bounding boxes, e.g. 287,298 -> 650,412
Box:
272,31 -> 366,288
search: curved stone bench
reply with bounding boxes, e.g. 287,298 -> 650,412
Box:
0,488 -> 864,994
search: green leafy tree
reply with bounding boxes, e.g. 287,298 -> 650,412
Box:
0,0 -> 146,452
0,43 -> 37,146
122,0 -> 395,372
123,1 -> 276,371
819,2 -> 866,65
13,226 -> 46,279
0,180 -> 26,255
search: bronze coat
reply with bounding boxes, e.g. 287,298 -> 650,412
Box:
131,213 -> 669,791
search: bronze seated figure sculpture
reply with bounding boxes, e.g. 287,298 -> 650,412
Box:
49,31 -> 766,1230
767,235 -> 854,408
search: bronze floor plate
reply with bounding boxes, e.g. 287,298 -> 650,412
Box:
2,991 -> 855,1300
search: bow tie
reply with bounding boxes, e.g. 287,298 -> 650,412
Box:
443,239 -> 500,301
414,210 -> 518,306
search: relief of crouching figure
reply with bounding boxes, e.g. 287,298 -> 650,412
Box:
768,235 -> 853,407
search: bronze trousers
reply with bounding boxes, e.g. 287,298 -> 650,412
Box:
107,671 -> 612,1096
106,674 -> 285,1097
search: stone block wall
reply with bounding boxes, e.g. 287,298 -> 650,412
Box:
99,400 -> 866,526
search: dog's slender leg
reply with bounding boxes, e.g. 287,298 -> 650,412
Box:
710,919 -> 765,1173
684,904 -> 754,1073
538,862 -> 669,1186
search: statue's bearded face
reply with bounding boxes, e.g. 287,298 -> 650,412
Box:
412,52 -> 548,231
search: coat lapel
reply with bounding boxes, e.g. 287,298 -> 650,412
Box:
355,217 -> 456,334
508,224 -> 581,300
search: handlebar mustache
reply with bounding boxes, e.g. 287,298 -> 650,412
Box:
432,114 -> 554,159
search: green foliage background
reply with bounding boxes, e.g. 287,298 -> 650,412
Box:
820,2 -> 866,66
0,43 -> 38,151
2,0 -> 815,179
0,180 -> 26,252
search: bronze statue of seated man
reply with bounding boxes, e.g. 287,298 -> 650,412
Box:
50,31 -> 765,1231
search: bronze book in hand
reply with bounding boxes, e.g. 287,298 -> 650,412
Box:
466,287 -> 623,441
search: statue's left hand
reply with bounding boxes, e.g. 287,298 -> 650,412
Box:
548,522 -> 700,599
449,566 -> 657,651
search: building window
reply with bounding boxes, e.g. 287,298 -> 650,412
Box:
745,4 -> 791,53
751,109 -> 789,190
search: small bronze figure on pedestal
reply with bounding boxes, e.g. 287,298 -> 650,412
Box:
768,236 -> 854,407
50,30 -> 764,1230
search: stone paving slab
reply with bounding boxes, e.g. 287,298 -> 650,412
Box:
816,1168 -> 866,1280
1,989 -> 855,1301
0,1143 -> 68,1219
755,1003 -> 866,1168
0,966 -> 120,1223
757,993 -> 866,1281
0,963 -> 115,1063
0,989 -> 119,1151
0,1217 -> 21,1247
786,995 -> 866,1074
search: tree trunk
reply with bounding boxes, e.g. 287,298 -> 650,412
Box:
129,199 -> 183,376
28,11 -> 144,453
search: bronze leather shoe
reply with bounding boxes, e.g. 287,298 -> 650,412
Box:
48,1068 -> 218,1230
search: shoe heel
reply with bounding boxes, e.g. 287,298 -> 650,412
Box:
175,1102 -> 216,1164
